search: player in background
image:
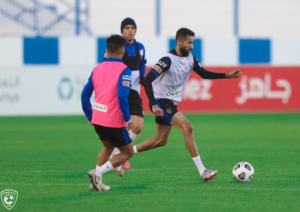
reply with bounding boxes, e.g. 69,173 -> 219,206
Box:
133,28 -> 242,182
106,18 -> 147,170
81,35 -> 133,191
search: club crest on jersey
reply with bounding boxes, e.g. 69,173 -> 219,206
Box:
1,189 -> 18,210
166,88 -> 183,97
94,103 -> 107,112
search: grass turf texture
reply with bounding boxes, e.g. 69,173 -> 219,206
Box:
0,113 -> 299,212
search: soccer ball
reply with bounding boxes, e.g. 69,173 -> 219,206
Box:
232,162 -> 254,182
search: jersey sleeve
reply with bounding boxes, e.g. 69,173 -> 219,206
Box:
150,57 -> 172,77
117,67 -> 132,123
192,55 -> 203,72
81,72 -> 94,121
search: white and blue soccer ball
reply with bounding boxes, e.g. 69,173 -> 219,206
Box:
232,162 -> 254,182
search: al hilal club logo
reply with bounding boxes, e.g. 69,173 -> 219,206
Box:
1,189 -> 18,210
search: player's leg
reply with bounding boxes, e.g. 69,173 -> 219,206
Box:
129,115 -> 143,142
171,112 -> 198,157
171,112 -> 218,182
97,140 -> 114,166
109,142 -> 133,167
110,90 -> 144,169
89,126 -> 134,190
88,125 -> 114,191
134,124 -> 172,153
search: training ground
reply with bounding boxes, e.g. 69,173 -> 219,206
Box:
0,113 -> 299,211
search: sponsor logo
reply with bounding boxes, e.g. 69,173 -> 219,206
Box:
236,73 -> 292,104
183,79 -> 212,101
166,88 -> 183,97
94,103 -> 107,112
122,75 -> 131,81
157,61 -> 167,68
1,189 -> 18,210
152,65 -> 162,74
58,77 -> 74,100
0,76 -> 20,105
123,81 -> 130,87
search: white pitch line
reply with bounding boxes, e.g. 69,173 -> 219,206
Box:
0,183 -> 299,192
1,168 -> 296,173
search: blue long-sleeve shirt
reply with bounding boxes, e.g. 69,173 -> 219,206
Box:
102,39 -> 146,76
81,58 -> 131,123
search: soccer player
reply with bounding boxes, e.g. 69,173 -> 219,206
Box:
107,18 -> 147,170
81,35 -> 133,191
133,28 -> 242,182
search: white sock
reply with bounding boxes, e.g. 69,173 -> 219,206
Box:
133,145 -> 139,155
192,155 -> 206,175
128,130 -> 139,143
109,148 -> 120,159
95,161 -> 113,181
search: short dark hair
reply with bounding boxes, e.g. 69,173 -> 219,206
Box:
175,28 -> 195,41
106,34 -> 126,53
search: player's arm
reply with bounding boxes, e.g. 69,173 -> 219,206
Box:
143,57 -> 171,116
139,44 -> 147,85
81,72 -> 94,122
193,56 -> 242,79
193,56 -> 227,79
118,67 -> 132,123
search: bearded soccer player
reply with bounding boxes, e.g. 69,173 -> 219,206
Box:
107,18 -> 147,171
81,35 -> 133,191
133,28 -> 242,182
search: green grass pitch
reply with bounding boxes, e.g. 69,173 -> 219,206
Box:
0,113 -> 300,211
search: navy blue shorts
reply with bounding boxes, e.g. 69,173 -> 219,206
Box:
150,98 -> 178,126
94,124 -> 131,147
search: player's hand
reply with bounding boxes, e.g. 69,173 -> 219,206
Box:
227,69 -> 242,79
126,120 -> 133,131
139,75 -> 145,86
104,53 -> 109,58
152,105 -> 163,117
88,121 -> 94,126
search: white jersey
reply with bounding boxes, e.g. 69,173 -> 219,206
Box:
152,52 -> 194,104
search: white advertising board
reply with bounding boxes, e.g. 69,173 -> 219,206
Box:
0,66 -> 95,116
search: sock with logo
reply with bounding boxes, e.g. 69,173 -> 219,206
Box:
192,155 -> 206,175
95,161 -> 113,180
128,130 -> 139,143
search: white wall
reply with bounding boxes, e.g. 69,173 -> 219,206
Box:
1,0 -> 300,37
161,0 -> 234,37
90,0 -> 156,36
239,0 -> 300,38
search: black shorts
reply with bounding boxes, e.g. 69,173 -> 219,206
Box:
94,124 -> 131,147
150,98 -> 178,126
128,89 -> 144,118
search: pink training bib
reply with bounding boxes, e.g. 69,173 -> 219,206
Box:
92,61 -> 128,128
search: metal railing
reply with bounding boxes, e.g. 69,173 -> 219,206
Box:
0,0 -> 92,35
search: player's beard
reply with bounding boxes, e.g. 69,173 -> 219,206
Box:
179,47 -> 190,57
